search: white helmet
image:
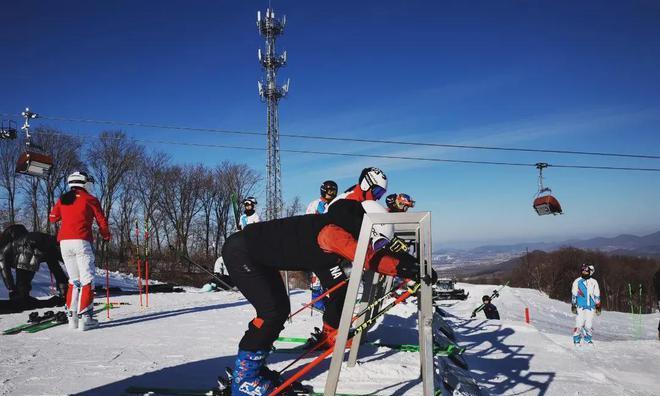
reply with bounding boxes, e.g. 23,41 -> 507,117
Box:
67,171 -> 95,192
362,200 -> 394,251
358,167 -> 388,200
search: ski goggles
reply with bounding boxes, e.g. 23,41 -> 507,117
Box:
371,185 -> 386,200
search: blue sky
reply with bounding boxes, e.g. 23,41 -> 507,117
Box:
2,1 -> 659,248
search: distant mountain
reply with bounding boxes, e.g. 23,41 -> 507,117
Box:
436,230 -> 660,258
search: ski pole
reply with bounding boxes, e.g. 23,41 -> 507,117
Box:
144,217 -> 150,308
269,282 -> 420,396
277,279 -> 412,375
288,280 -> 347,320
169,247 -> 235,291
103,240 -> 110,319
135,220 -> 142,307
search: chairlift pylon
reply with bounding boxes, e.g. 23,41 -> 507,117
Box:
15,108 -> 53,178
532,162 -> 562,216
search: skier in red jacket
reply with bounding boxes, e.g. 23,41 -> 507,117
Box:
49,171 -> 111,331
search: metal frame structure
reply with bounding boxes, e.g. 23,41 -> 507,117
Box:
324,211 -> 435,395
257,8 -> 290,221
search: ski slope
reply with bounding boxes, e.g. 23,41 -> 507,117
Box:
0,275 -> 658,396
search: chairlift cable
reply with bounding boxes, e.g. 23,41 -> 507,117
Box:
2,112 -> 659,160
33,130 -> 660,173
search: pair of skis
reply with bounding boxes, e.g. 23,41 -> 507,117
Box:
2,305 -> 112,335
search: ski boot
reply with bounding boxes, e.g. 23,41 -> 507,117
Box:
573,334 -> 581,346
302,323 -> 347,350
231,349 -> 276,396
583,334 -> 593,345
78,311 -> 99,331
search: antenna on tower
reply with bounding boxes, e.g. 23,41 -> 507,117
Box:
257,6 -> 289,221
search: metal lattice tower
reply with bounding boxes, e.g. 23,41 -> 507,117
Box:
257,8 -> 290,220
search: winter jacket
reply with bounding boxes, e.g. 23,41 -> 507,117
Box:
49,188 -> 111,242
239,212 -> 260,230
483,303 -> 500,320
572,277 -> 601,310
306,198 -> 330,215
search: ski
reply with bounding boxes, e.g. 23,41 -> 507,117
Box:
123,385 -> 384,396
275,337 -> 462,356
23,306 -> 111,333
3,311 -> 57,335
230,193 -> 241,230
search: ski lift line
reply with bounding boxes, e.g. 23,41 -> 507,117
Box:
35,130 -> 660,172
2,112 -> 659,160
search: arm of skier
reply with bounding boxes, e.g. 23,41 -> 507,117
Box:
49,200 -> 61,223
91,198 -> 111,241
571,279 -> 578,305
317,224 -> 420,279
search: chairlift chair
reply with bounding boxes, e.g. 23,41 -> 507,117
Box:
15,108 -> 53,178
0,120 -> 18,140
533,163 -> 562,216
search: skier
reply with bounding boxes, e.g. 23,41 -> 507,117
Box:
330,167 -> 388,204
385,193 -> 415,213
0,224 -> 69,305
305,180 -> 339,312
222,175 -> 433,395
654,268 -> 660,340
306,180 -> 338,215
49,171 -> 111,331
479,295 -> 500,319
238,197 -> 260,230
571,263 -> 601,345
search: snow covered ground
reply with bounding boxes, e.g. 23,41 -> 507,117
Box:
0,273 -> 659,395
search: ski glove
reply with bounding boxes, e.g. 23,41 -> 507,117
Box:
384,236 -> 409,254
595,303 -> 602,316
571,304 -> 577,315
392,251 -> 437,284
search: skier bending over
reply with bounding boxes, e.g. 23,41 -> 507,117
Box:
222,171 -> 430,395
0,224 -> 69,303
49,171 -> 111,331
571,263 -> 601,345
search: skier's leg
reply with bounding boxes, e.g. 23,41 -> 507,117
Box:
574,308 -> 586,344
75,240 -> 97,331
60,240 -> 81,329
583,309 -> 595,343
45,250 -> 68,298
223,232 -> 289,395
315,264 -> 348,346
15,268 -> 35,301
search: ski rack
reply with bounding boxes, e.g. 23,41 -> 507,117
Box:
324,211 -> 435,395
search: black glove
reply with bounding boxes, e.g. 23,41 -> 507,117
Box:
595,304 -> 602,316
571,304 -> 577,315
393,251 -> 421,280
385,236 -> 409,254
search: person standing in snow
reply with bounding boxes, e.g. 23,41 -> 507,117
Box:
480,295 -> 500,319
571,263 -> 601,345
654,268 -> 660,340
305,180 -> 339,312
385,193 -> 415,213
49,171 -> 111,331
221,167 -> 431,395
306,180 -> 338,215
238,197 -> 260,230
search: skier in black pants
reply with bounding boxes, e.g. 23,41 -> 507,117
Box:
0,224 -> 68,305
480,295 -> 500,320
222,197 -> 432,396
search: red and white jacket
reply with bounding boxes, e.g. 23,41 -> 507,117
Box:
49,188 -> 111,242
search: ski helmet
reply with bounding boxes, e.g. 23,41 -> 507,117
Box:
358,167 -> 387,200
67,171 -> 95,192
361,200 -> 394,251
482,295 -> 491,303
385,194 -> 397,210
243,197 -> 257,206
320,180 -> 338,200
580,263 -> 595,275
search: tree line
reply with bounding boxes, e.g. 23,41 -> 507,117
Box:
0,128 -> 305,286
505,247 -> 659,313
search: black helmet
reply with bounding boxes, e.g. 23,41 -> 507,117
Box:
482,295 -> 491,303
385,194 -> 398,210
320,180 -> 338,200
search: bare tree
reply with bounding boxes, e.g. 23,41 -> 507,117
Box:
285,196 -> 303,217
0,138 -> 22,224
35,127 -> 83,233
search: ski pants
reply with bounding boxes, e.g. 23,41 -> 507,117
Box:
574,307 -> 595,339
314,263 -> 348,330
60,239 -> 95,315
223,232 -> 291,351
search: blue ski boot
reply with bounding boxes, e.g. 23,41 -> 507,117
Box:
232,350 -> 275,396
573,334 -> 581,345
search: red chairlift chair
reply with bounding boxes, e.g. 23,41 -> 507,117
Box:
15,108 -> 53,178
533,163 -> 562,216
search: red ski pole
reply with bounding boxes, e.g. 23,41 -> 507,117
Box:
135,220 -> 142,307
288,280 -> 347,320
144,218 -> 150,308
